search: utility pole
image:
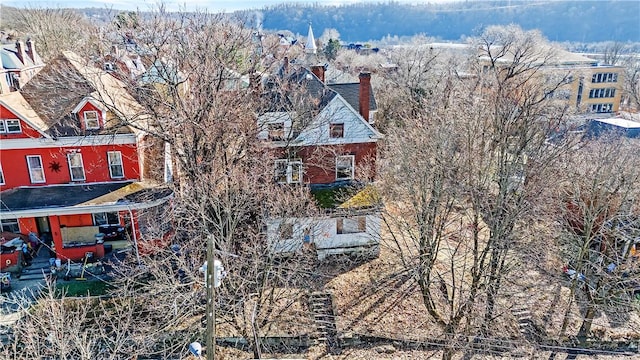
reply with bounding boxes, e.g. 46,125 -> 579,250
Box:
206,234 -> 215,360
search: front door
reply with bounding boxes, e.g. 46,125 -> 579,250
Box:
35,217 -> 50,234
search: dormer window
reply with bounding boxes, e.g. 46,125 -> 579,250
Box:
330,123 -> 344,138
83,111 -> 100,130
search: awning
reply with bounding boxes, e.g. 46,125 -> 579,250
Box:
0,181 -> 172,219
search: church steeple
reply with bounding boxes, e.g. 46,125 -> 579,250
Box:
305,22 -> 317,55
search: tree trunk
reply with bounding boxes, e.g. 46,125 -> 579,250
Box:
577,303 -> 596,344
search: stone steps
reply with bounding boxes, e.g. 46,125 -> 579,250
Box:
309,291 -> 340,354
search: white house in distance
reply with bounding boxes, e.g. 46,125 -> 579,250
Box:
266,187 -> 382,260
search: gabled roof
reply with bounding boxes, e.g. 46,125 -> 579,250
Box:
1,42 -> 43,70
261,67 -> 337,113
20,51 -> 147,137
328,82 -> 377,113
0,91 -> 51,138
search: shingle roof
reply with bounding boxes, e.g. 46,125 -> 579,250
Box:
0,91 -> 49,135
19,51 -> 146,137
0,182 -> 133,212
261,67 -> 337,113
328,82 -> 377,113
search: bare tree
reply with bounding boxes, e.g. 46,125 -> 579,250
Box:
4,7 -> 323,359
376,25 -> 574,359
556,138 -> 640,343
7,7 -> 96,61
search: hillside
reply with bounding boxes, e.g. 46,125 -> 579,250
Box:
252,1 -> 640,43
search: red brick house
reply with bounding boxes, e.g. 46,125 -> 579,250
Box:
0,51 -> 172,269
258,63 -> 382,185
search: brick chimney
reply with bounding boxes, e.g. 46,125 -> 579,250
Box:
15,41 -> 26,64
311,65 -> 325,83
358,72 -> 371,121
26,39 -> 37,62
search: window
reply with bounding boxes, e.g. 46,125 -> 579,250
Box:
67,153 -> 86,181
83,111 -> 100,129
591,72 -> 618,83
590,103 -> 613,113
26,155 -> 45,183
0,119 -> 21,134
93,212 -> 120,226
0,163 -> 4,185
330,123 -> 344,138
336,217 -> 366,234
336,155 -> 354,180
0,218 -> 20,233
267,122 -> 285,141
274,159 -> 303,184
588,88 -> 616,99
108,151 -> 124,178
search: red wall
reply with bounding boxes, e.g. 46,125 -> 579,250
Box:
0,143 -> 140,191
17,218 -> 38,234
59,214 -> 94,227
0,105 -> 43,140
293,143 -> 377,184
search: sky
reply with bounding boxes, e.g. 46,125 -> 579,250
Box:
2,0 -> 458,12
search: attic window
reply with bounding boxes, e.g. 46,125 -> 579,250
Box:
268,122 -> 285,141
330,123 -> 344,138
83,111 -> 100,130
0,119 -> 21,134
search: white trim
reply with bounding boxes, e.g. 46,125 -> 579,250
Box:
0,119 -> 22,133
67,152 -> 86,181
108,151 -> 125,179
0,101 -> 52,139
332,96 -> 383,139
336,155 -> 355,180
274,159 -> 303,184
0,163 -> 4,185
26,155 -> 46,183
0,193 -> 172,219
83,110 -> 100,129
71,97 -> 108,114
0,134 -> 137,150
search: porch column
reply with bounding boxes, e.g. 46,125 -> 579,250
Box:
48,216 -> 63,258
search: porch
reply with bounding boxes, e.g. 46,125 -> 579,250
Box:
0,181 -> 173,263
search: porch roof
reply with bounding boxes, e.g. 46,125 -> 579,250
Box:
0,181 -> 172,219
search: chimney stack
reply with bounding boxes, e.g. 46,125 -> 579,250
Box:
359,72 -> 371,122
15,41 -> 26,64
25,39 -> 36,62
310,65 -> 325,83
